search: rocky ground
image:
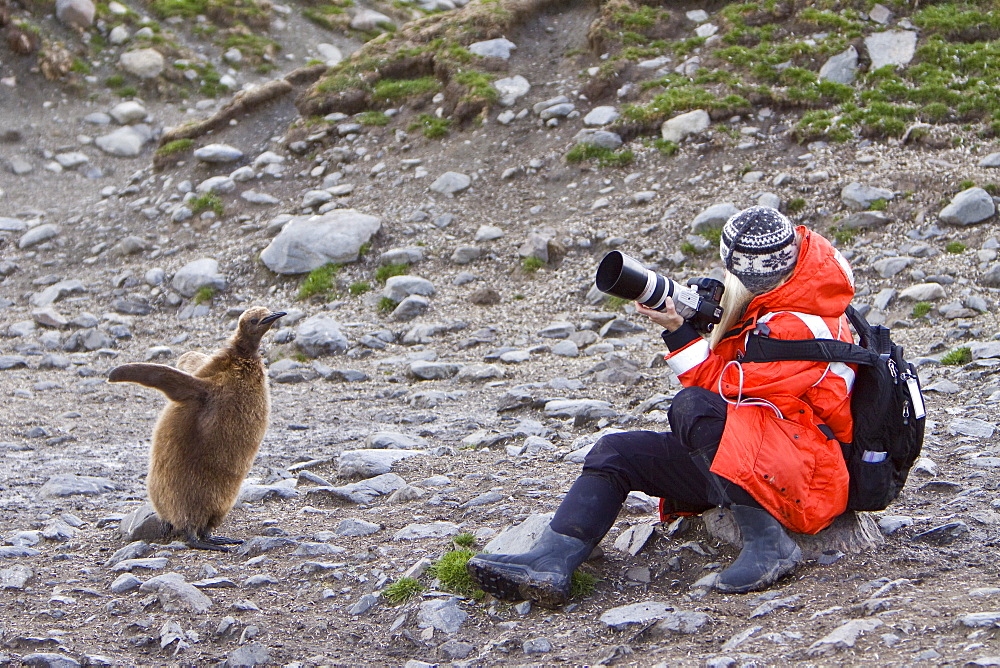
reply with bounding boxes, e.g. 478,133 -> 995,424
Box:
3,0 -> 1000,666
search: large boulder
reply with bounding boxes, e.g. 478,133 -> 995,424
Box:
259,210 -> 381,274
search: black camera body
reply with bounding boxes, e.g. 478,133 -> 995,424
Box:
595,251 -> 725,334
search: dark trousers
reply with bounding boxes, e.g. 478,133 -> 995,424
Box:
551,386 -> 757,541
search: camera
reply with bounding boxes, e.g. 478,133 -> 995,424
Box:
595,251 -> 725,334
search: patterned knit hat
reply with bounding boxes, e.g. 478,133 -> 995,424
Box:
719,206 -> 797,294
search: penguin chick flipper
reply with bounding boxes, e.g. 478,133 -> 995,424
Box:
176,351 -> 211,374
108,363 -> 210,403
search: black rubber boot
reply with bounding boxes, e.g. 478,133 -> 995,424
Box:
466,526 -> 596,609
715,504 -> 802,593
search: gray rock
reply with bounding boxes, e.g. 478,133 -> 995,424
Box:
808,619 -> 882,655
417,597 -> 467,635
408,360 -> 461,380
430,171 -> 471,195
971,341 -> 1000,360
110,573 -> 142,594
572,129 -> 623,150
652,610 -> 711,634
533,95 -> 569,114
948,418 -> 995,438
195,143 -> 244,163
455,363 -> 504,382
614,523 -> 656,556
55,152 -> 89,169
140,572 -> 213,612
523,638 -> 553,654
335,518 -> 382,536
19,224 -> 61,249
119,48 -> 165,78
539,103 -> 576,120
316,43 -> 343,66
109,101 -> 147,124
899,283 -> 946,301
234,536 -> 298,557
600,601 -> 676,630
391,295 -> 430,321
551,340 -> 579,357
259,210 -> 382,274
484,513 -> 554,554
0,546 -> 41,558
0,355 -> 28,369
865,30 -> 917,70
224,642 -> 270,667
960,612 -> 1000,628
105,540 -> 153,567
347,593 -> 379,616
691,203 -> 739,233
110,557 -> 169,572
171,258 -> 226,298
984,264 -> 1000,287
877,515 -> 913,535
873,256 -> 913,278
366,431 -> 428,449
450,245 -> 481,264
95,125 -> 151,157
337,449 -> 423,478
939,187 -> 996,225
350,8 -> 394,31
819,45 -> 858,84
440,640 -> 475,660
383,275 -> 435,302
468,37 -> 516,59
295,315 -> 349,357
0,216 -> 27,232
1,564 -> 32,589
38,474 -> 117,498
292,542 -> 346,556
20,654 -> 81,668
494,75 -> 530,106
394,521 -> 460,540
840,211 -> 890,230
841,182 -> 893,210
56,0 -> 94,26
195,176 -> 235,194
661,109 -> 710,143
543,399 -> 617,420
980,152 -> 1000,167
584,106 -> 620,126
378,247 -> 424,265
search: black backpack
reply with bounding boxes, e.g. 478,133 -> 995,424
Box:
741,305 -> 925,512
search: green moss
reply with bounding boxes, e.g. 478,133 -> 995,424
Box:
349,281 -> 371,296
429,549 -> 483,599
959,179 -> 976,190
786,197 -> 806,213
700,227 -> 722,245
941,347 -> 972,365
118,86 -> 139,98
612,5 -> 659,29
868,198 -> 888,211
408,114 -> 451,139
105,74 -> 125,88
605,295 -> 629,310
375,262 -> 408,283
911,301 -> 932,318
70,58 -> 91,75
453,70 -> 498,104
373,76 -> 439,101
155,138 -> 195,157
383,577 -> 423,604
452,532 -> 476,548
189,193 -> 223,216
653,139 -> 679,156
298,262 -> 340,301
149,0 -> 207,20
833,227 -> 855,245
358,110 -> 391,126
377,296 -> 397,313
193,286 -> 216,304
944,241 -> 966,253
303,4 -> 347,30
521,256 -> 545,273
565,143 -> 634,167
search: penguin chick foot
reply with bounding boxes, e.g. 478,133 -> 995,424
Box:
185,531 -> 235,552
206,535 -> 244,546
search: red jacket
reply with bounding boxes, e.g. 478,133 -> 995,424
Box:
664,227 -> 856,534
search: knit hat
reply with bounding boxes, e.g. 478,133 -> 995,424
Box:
719,206 -> 797,294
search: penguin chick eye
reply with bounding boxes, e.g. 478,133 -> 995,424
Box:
250,318 -> 259,325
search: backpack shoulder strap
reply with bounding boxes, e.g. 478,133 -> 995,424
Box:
743,308 -> 879,367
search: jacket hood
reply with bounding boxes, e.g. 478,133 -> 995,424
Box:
745,226 -> 854,319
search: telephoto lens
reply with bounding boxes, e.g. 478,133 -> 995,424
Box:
595,250 -> 678,311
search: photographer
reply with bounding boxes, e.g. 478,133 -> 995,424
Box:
467,206 -> 858,608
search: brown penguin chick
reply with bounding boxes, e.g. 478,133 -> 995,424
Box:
108,306 -> 285,551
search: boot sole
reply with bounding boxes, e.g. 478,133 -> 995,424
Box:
466,557 -> 570,609
714,545 -> 802,594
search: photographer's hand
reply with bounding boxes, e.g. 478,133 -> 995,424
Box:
635,299 -> 684,332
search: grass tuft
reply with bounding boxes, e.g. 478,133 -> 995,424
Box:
298,263 -> 340,301
566,143 -> 634,167
945,241 -> 966,254
941,347 -> 972,366
156,138 -> 195,157
193,286 -> 216,304
429,549 -> 483,599
911,301 -> 932,318
190,193 -> 223,216
349,281 -> 371,296
570,571 -> 598,599
375,262 -> 408,283
382,576 -> 423,604
377,296 -> 397,312
452,532 -> 476,549
408,114 -> 451,139
521,256 -> 545,273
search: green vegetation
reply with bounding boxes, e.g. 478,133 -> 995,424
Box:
868,198 -> 888,211
298,263 -> 340,301
453,70 -> 498,104
117,85 -> 139,99
377,296 -> 397,312
605,295 -> 630,310
941,346 -> 972,365
452,532 -> 476,548
193,286 -> 216,304
786,198 -> 807,213
945,241 -> 966,253
70,58 -> 91,75
303,3 -> 348,30
357,111 -> 391,126
911,301 -> 932,318
960,179 -> 976,190
382,577 -> 423,604
833,227 -> 855,245
700,227 -> 722,245
375,262 -> 408,283
155,138 -> 195,157
521,256 -> 545,272
189,193 -> 223,216
349,281 -> 371,296
429,549 -> 483,599
408,114 -> 451,139
680,241 -> 698,255
565,143 -> 634,167
105,74 -> 125,89
373,76 -> 439,101
652,139 -> 679,156
570,571 -> 598,599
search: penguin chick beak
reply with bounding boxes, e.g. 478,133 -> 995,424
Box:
260,312 -> 286,326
